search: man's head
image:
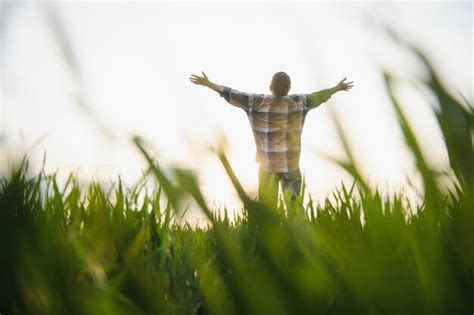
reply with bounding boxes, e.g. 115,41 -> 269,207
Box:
270,72 -> 291,96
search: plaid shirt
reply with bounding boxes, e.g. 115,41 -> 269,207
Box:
219,86 -> 334,173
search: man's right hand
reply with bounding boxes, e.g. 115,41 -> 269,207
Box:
334,77 -> 354,92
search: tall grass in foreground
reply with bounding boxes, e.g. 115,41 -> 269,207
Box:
1,53 -> 473,314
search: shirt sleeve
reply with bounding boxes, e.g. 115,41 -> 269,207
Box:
305,89 -> 334,111
219,86 -> 265,111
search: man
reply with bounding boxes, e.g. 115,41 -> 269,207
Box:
190,71 -> 353,206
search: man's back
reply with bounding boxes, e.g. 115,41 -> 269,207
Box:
246,94 -> 306,173
219,87 -> 332,173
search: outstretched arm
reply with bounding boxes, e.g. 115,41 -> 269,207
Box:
306,77 -> 354,110
189,71 -> 264,110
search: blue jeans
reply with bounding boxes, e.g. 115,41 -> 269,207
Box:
258,167 -> 302,207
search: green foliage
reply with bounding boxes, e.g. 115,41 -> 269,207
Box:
1,53 -> 473,314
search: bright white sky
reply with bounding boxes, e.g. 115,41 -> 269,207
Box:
1,1 -> 472,219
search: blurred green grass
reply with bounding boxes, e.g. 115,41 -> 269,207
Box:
0,50 -> 473,314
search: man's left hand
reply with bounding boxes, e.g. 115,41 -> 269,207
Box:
190,72 -> 211,87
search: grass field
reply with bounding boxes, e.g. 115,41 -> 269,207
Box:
1,51 -> 473,314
